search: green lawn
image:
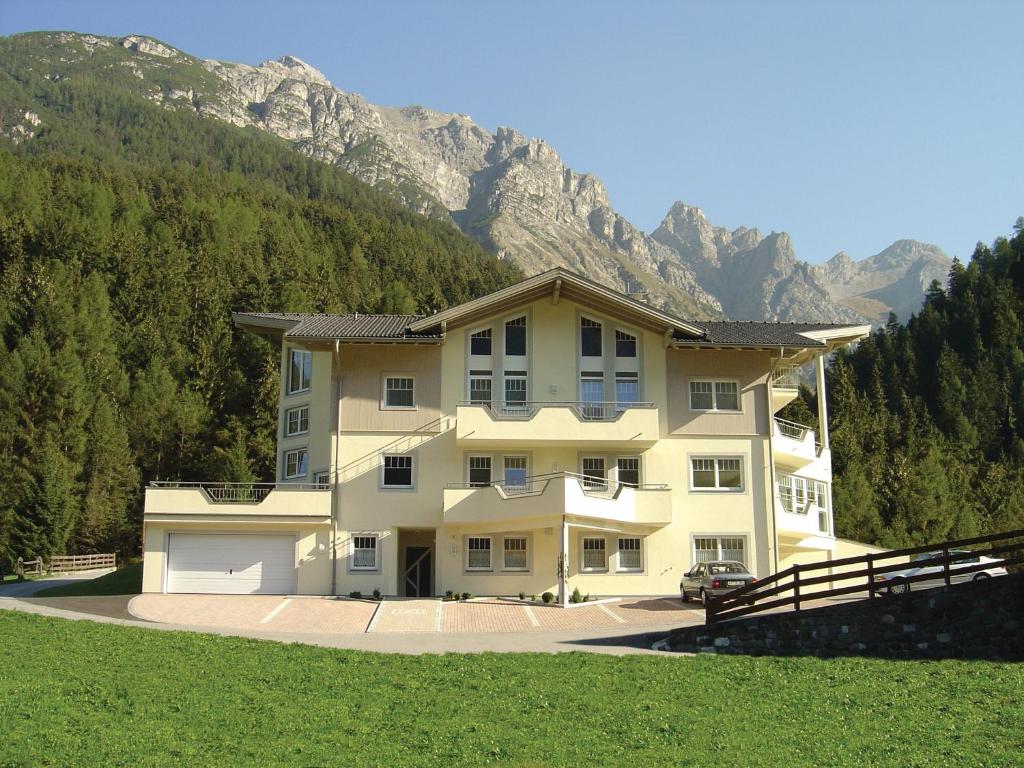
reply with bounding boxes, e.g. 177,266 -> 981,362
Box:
32,562 -> 142,597
0,612 -> 1021,766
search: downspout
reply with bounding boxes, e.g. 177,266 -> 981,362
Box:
331,339 -> 341,596
766,349 -> 782,575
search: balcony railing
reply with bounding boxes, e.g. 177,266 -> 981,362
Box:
148,480 -> 327,505
771,365 -> 802,389
774,417 -> 815,442
446,471 -> 668,496
460,400 -> 655,422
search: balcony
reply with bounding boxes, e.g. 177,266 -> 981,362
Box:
775,496 -> 833,548
772,418 -> 823,469
144,481 -> 332,523
442,472 -> 673,527
455,401 -> 660,447
771,365 -> 801,413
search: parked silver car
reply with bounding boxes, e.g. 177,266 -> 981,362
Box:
873,549 -> 1008,595
680,560 -> 756,606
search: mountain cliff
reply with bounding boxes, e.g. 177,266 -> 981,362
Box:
0,32 -> 949,323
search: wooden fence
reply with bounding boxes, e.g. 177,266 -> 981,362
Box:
6,553 -> 116,580
706,528 -> 1024,625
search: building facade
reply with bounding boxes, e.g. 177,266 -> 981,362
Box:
140,269 -> 870,601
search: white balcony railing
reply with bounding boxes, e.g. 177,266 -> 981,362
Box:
771,366 -> 802,389
460,400 -> 655,422
144,481 -> 332,521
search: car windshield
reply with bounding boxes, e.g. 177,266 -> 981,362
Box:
911,552 -> 942,563
707,563 -> 746,574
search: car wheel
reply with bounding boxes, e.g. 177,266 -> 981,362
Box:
680,589 -> 688,603
700,589 -> 709,607
888,579 -> 910,595
973,572 -> 991,581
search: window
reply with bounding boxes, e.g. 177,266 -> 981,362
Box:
469,371 -> 492,407
468,456 -> 492,488
618,537 -> 642,571
467,537 -> 492,570
615,372 -> 639,409
470,328 -> 492,356
582,537 -> 607,571
288,349 -> 312,394
503,537 -> 528,571
694,536 -> 746,566
284,448 -> 308,479
505,316 -> 526,356
580,372 -> 604,418
504,372 -> 527,409
581,317 -> 602,357
503,456 -> 528,490
384,376 -> 415,408
581,457 -> 607,490
690,457 -> 743,491
689,380 -> 740,411
313,470 -> 330,489
814,480 -> 830,533
382,454 -> 414,488
285,406 -> 309,436
615,330 -> 637,358
352,536 -> 378,570
616,457 -> 640,488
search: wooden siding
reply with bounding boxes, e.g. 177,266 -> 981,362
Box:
340,344 -> 443,432
667,349 -> 770,435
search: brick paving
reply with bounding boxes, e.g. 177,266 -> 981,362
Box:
368,598 -> 441,633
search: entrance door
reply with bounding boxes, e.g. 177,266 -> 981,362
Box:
404,546 -> 432,597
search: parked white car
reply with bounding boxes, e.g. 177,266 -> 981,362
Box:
873,549 -> 1008,595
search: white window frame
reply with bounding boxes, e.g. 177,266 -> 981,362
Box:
580,456 -> 608,490
692,534 -> 748,567
312,470 -> 330,489
580,316 -> 603,358
581,536 -> 608,572
777,473 -> 810,514
502,536 -> 529,572
504,315 -> 527,357
614,328 -> 638,359
284,447 -> 308,479
381,453 -> 415,490
350,534 -> 380,573
285,405 -> 309,437
467,454 -> 493,488
469,326 -> 493,357
382,375 -> 416,410
287,348 -> 312,395
689,456 -> 744,493
468,370 -> 493,406
466,536 -> 493,571
615,456 -> 641,488
688,378 -> 741,412
617,537 -> 643,572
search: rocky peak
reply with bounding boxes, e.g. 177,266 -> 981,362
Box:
118,35 -> 183,60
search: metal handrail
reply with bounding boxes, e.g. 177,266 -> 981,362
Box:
771,365 -> 802,388
458,400 -> 655,422
445,470 -> 669,494
148,480 -> 328,504
773,417 -> 815,440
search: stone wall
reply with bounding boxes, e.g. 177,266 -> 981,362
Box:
665,573 -> 1023,660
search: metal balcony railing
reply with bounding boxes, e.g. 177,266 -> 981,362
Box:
148,480 -> 327,504
459,400 -> 655,422
771,365 -> 802,389
445,470 -> 668,498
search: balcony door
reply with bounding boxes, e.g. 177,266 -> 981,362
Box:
579,372 -> 605,420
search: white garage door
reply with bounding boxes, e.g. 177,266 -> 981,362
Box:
166,534 -> 296,595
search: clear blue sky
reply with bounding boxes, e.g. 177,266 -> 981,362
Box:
2,0 -> 1021,263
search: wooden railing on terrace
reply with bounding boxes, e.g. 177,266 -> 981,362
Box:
705,528 -> 1024,625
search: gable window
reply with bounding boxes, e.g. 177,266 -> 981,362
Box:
505,316 -> 526,356
694,536 -> 746,566
284,448 -> 308,479
689,380 -> 740,412
470,328 -> 492,356
384,376 -> 415,409
618,537 -> 642,571
469,371 -> 492,407
351,536 -> 378,571
581,457 -> 607,490
616,457 -> 640,488
288,349 -> 312,394
615,372 -> 639,409
504,372 -> 528,410
503,536 -> 528,571
690,457 -> 743,491
467,537 -> 492,570
582,537 -> 607,571
285,406 -> 309,436
580,317 -> 602,357
468,455 -> 492,488
382,454 -> 414,489
615,330 -> 637,358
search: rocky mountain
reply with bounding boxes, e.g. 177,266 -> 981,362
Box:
810,240 -> 952,323
0,32 -> 949,323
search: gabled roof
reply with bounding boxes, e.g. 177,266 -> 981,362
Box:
406,268 -> 706,337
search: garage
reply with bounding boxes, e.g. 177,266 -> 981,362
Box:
165,533 -> 297,595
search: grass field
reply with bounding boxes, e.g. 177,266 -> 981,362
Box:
0,611 -> 1021,766
32,562 -> 143,597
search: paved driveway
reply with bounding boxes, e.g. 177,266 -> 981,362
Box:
128,594 -> 703,636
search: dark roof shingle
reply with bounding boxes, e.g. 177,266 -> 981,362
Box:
677,321 -> 859,347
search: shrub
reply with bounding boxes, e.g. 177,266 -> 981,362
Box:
461,592 -> 471,601
585,593 -> 591,602
372,588 -> 382,601
444,590 -> 454,600
348,591 -> 362,600
542,591 -> 554,604
518,591 -> 526,600
530,594 -> 536,602
570,587 -> 582,604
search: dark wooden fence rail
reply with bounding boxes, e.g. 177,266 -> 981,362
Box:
705,528 -> 1024,625
7,553 -> 117,580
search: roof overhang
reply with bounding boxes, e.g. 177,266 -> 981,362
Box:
407,268 -> 706,338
